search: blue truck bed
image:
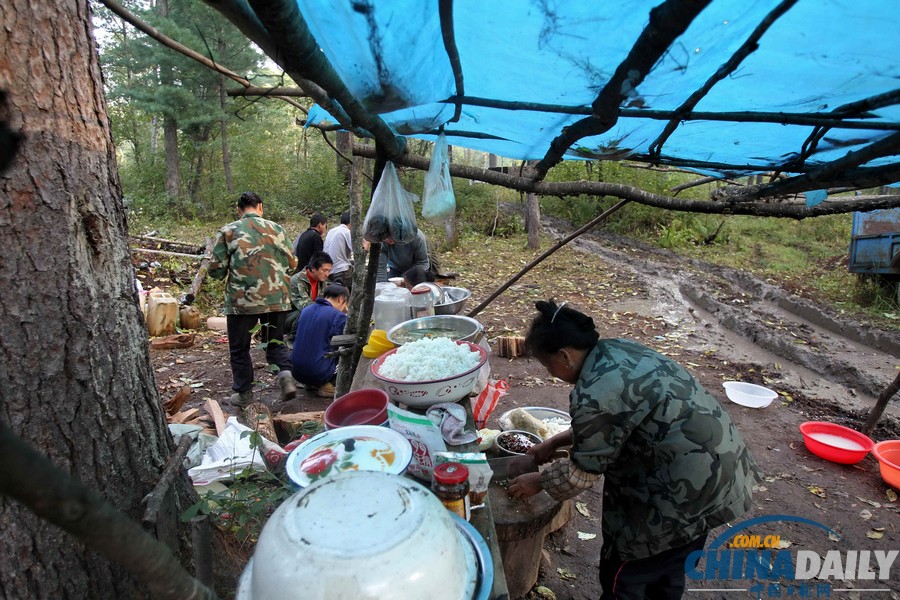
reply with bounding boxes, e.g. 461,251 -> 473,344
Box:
849,209 -> 900,276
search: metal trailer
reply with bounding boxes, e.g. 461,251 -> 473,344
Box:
848,208 -> 900,300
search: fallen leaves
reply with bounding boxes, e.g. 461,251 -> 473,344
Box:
856,496 -> 882,508
577,531 -> 597,541
575,502 -> 591,517
866,528 -> 885,540
886,489 -> 898,503
557,567 -> 577,581
807,485 -> 827,498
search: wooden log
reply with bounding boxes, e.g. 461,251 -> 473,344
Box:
131,247 -> 204,260
163,385 -> 191,414
488,484 -> 563,600
170,408 -> 200,424
242,402 -> 278,445
273,411 -> 325,444
150,333 -> 196,350
178,306 -> 202,330
131,234 -> 201,249
273,411 -> 325,425
203,399 -> 227,437
497,335 -> 526,359
183,237 -> 215,306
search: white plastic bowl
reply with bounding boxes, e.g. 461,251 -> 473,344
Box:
722,381 -> 777,408
239,471 -> 477,600
371,340 -> 488,408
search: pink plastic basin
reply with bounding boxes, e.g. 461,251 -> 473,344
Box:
799,421 -> 873,465
872,440 -> 900,489
324,388 -> 389,429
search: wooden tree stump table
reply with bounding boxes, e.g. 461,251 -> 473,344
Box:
488,483 -> 564,599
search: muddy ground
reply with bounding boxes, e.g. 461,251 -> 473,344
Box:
144,220 -> 900,599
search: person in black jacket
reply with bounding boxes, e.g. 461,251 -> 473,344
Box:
293,213 -> 327,271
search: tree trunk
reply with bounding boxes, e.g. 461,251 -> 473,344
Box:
218,75 -> 234,194
525,191 -> 541,249
336,130 -> 353,185
0,2 -> 198,598
163,115 -> 182,200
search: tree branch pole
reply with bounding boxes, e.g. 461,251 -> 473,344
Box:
0,423 -> 218,600
648,0 -> 798,159
351,143 -> 900,218
185,237 -> 216,305
98,0 -> 308,113
142,435 -> 193,529
863,370 -> 900,436
533,0 -> 711,179
132,247 -> 205,260
231,88 -> 900,131
467,200 -> 630,318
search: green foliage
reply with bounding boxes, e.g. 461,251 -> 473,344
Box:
182,468 -> 294,546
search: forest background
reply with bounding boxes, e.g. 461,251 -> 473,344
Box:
93,0 -> 899,326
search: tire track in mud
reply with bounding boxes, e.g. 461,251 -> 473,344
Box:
543,219 -> 899,415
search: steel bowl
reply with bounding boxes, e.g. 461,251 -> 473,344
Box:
371,340 -> 488,407
434,287 -> 472,315
387,314 -> 483,346
493,430 -> 542,456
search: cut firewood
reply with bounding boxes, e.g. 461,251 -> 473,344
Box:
150,333 -> 196,350
273,411 -> 325,444
204,399 -> 227,436
182,237 -> 215,306
497,335 -> 526,358
273,411 -> 325,425
163,385 -> 191,414
170,407 -> 200,424
243,402 -> 278,445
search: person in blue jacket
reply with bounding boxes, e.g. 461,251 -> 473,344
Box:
290,283 -> 348,398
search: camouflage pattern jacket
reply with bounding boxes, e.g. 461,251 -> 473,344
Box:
208,213 -> 297,315
567,338 -> 760,560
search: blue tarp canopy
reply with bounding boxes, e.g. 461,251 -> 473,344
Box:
212,0 -> 900,196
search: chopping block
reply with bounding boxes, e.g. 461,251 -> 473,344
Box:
488,484 -> 564,599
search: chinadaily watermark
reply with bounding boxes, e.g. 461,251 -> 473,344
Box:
686,515 -> 898,598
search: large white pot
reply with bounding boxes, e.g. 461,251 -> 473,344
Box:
237,471 -> 478,600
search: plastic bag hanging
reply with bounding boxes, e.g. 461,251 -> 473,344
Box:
421,132 -> 456,224
363,161 -> 420,244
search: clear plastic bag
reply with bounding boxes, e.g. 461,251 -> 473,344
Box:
363,161 -> 419,243
422,133 -> 456,223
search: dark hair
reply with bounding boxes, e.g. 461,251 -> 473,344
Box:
525,299 -> 599,357
238,192 -> 262,210
403,266 -> 433,287
340,210 -> 351,225
310,213 -> 326,227
322,283 -> 349,300
307,251 -> 333,270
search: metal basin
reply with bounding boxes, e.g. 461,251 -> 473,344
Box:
387,314 -> 483,346
434,287 -> 471,315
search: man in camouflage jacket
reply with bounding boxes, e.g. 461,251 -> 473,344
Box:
511,304 -> 760,600
208,192 -> 298,408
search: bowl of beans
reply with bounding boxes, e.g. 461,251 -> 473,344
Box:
494,430 -> 541,456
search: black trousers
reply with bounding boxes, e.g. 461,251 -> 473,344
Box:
599,534 -> 707,600
226,311 -> 292,393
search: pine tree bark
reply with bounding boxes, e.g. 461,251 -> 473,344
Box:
0,2 -> 198,598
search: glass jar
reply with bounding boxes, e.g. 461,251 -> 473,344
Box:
409,285 -> 435,320
373,287 -> 410,331
432,462 -> 470,520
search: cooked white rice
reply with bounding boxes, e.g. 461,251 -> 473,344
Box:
378,337 -> 481,381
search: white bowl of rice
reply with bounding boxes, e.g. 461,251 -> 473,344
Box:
371,338 -> 488,408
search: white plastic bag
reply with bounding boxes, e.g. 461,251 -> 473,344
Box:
422,133 -> 456,223
187,417 -> 268,485
387,403 -> 447,481
363,161 -> 419,243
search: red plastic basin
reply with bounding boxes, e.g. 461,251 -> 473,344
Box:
324,388 -> 389,429
799,421 -> 873,465
872,440 -> 900,489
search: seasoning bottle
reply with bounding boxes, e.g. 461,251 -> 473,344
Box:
409,285 -> 435,319
432,462 -> 470,521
